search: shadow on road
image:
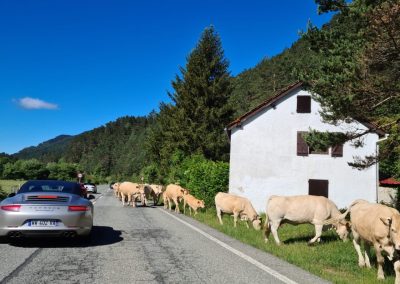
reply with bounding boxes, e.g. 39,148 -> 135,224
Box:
3,226 -> 123,248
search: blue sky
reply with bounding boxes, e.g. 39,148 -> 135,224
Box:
0,1 -> 332,154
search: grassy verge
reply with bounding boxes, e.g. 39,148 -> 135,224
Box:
182,208 -> 395,284
0,180 -> 25,200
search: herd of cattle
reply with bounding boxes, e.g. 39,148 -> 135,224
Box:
111,181 -> 400,283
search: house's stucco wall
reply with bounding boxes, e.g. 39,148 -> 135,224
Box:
228,89 -> 379,213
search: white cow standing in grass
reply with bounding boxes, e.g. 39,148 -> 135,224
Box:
215,192 -> 261,230
264,195 -> 350,245
328,199 -> 400,282
183,193 -> 205,216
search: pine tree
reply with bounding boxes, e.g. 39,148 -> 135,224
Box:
156,26 -> 234,163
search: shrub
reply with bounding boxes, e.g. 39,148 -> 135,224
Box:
173,155 -> 229,207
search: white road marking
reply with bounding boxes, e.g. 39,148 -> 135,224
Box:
92,194 -> 104,204
159,208 -> 298,284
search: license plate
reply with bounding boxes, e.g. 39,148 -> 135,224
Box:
29,220 -> 58,227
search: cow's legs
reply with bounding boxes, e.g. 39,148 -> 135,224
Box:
352,231 -> 365,267
183,199 -> 186,214
152,192 -> 158,206
264,218 -> 271,243
394,260 -> 400,284
168,197 -> 173,211
374,244 -> 385,280
308,224 -> 323,244
121,193 -> 125,206
216,207 -> 223,225
233,211 -> 239,227
270,220 -> 281,245
174,198 -> 180,213
363,242 -> 371,268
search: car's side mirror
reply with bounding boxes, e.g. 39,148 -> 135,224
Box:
87,194 -> 95,200
8,192 -> 16,198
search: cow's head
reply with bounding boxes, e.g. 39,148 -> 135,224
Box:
252,216 -> 262,231
381,214 -> 400,251
197,200 -> 205,209
332,220 -> 351,241
112,182 -> 120,191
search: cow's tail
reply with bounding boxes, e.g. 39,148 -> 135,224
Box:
263,214 -> 271,242
324,199 -> 365,225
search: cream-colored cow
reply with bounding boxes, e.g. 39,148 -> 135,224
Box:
118,182 -> 143,207
333,199 -> 400,282
183,193 -> 205,215
215,192 -> 261,230
142,184 -> 165,206
149,184 -> 165,206
112,182 -> 121,199
164,184 -> 188,213
264,195 -> 350,245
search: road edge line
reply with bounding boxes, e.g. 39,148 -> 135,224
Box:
158,208 -> 298,284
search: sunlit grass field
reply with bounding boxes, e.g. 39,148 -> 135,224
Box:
182,207 -> 396,284
0,179 -> 24,194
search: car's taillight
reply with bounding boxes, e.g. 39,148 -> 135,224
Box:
1,205 -> 21,212
68,205 -> 90,211
38,195 -> 57,199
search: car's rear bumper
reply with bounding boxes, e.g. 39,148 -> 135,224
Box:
0,227 -> 92,237
0,208 -> 93,237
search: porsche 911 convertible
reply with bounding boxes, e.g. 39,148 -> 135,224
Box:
0,180 -> 93,239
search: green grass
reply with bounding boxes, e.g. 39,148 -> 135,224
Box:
182,208 -> 396,284
0,180 -> 25,200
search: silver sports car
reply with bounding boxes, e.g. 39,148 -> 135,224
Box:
0,180 -> 93,239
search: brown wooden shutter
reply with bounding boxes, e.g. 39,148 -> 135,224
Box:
297,132 -> 309,156
309,179 -> 329,198
331,144 -> 343,157
297,96 -> 311,113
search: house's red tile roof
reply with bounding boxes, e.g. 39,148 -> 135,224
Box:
380,177 -> 400,186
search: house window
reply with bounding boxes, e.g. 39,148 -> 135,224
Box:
297,96 -> 311,113
309,179 -> 329,198
297,132 -> 309,156
331,144 -> 344,157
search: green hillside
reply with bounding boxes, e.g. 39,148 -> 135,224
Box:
13,135 -> 73,162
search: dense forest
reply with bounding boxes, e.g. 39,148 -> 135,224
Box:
4,0 -> 399,187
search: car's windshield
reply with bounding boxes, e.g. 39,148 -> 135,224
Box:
18,181 -> 82,196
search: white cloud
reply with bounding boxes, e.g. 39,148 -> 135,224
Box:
16,97 -> 59,110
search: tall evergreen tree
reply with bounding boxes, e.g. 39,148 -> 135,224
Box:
155,26 -> 234,164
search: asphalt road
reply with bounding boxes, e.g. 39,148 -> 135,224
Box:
0,185 -> 330,284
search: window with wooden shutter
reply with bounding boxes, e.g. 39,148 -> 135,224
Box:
331,144 -> 343,157
297,96 -> 311,113
297,131 -> 309,156
309,179 -> 329,198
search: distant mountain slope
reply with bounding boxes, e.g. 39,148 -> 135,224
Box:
64,115 -> 152,179
13,135 -> 73,162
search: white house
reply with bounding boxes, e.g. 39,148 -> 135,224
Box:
226,82 -> 384,213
